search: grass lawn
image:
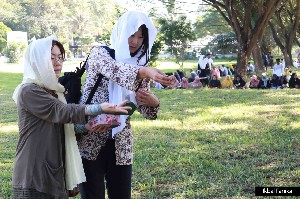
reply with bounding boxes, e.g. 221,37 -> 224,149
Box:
0,68 -> 300,198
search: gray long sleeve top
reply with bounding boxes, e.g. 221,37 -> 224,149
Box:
12,83 -> 86,197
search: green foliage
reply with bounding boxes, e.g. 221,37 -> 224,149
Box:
158,16 -> 196,65
149,38 -> 163,68
5,42 -> 26,63
210,32 -> 238,54
95,32 -> 111,46
1,0 -> 119,50
194,11 -> 232,38
0,22 -> 12,53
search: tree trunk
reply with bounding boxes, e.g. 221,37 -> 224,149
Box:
268,1 -> 300,68
252,42 -> 264,72
282,50 -> 293,67
236,45 -> 248,79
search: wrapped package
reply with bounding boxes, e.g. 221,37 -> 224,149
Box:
88,114 -> 121,128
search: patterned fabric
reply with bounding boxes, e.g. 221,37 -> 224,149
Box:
77,46 -> 159,164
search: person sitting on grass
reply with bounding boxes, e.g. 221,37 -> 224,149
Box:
210,66 -> 220,79
221,75 -> 233,89
270,74 -> 281,89
181,77 -> 189,89
233,74 -> 246,89
249,75 -> 260,89
188,68 -> 197,83
209,75 -> 222,89
281,76 -> 289,88
257,73 -> 270,89
283,67 -> 292,82
190,76 -> 203,88
289,73 -> 300,88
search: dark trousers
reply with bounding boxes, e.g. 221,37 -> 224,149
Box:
79,139 -> 132,199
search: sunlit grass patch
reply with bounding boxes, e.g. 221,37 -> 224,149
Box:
0,124 -> 18,133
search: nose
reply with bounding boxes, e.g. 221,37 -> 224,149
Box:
131,36 -> 138,44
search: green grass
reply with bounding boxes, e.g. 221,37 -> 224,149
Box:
131,89 -> 300,198
1,71 -> 300,198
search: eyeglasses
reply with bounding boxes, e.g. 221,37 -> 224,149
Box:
51,56 -> 64,63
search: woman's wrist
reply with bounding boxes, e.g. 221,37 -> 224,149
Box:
137,67 -> 148,79
153,102 -> 160,108
85,104 -> 102,115
152,99 -> 160,108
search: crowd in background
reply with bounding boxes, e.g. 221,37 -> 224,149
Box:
153,53 -> 300,90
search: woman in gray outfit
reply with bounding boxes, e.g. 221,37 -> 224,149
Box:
11,35 -> 132,199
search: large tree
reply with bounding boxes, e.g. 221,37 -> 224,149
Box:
209,32 -> 237,55
17,0 -> 67,39
202,0 -> 283,76
0,0 -> 26,31
268,0 -> 300,67
194,11 -> 232,39
158,16 -> 196,65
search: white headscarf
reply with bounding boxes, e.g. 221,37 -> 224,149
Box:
12,35 -> 85,190
109,10 -> 157,137
13,35 -> 64,101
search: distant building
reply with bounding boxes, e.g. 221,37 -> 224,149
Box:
7,31 -> 28,46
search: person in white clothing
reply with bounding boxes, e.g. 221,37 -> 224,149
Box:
273,58 -> 284,79
204,52 -> 214,70
198,52 -> 213,71
247,62 -> 255,72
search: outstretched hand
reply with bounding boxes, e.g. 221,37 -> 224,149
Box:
101,100 -> 132,114
138,67 -> 179,87
136,89 -> 159,107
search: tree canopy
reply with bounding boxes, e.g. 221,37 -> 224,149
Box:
0,22 -> 12,53
158,16 -> 196,65
1,0 -> 120,45
1,0 -> 300,68
202,0 -> 284,75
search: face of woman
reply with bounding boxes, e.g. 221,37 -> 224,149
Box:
128,26 -> 144,54
51,45 -> 63,78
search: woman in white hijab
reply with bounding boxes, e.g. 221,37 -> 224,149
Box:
77,11 -> 176,199
11,35 -> 131,199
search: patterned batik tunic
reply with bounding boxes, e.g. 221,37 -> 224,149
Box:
77,46 -> 159,165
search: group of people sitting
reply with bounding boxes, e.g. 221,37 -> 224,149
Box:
248,72 -> 300,89
248,58 -> 300,89
153,67 -> 300,90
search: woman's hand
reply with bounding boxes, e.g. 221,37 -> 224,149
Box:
85,123 -> 111,132
135,89 -> 159,107
85,100 -> 132,115
138,67 -> 178,87
101,100 -> 132,114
